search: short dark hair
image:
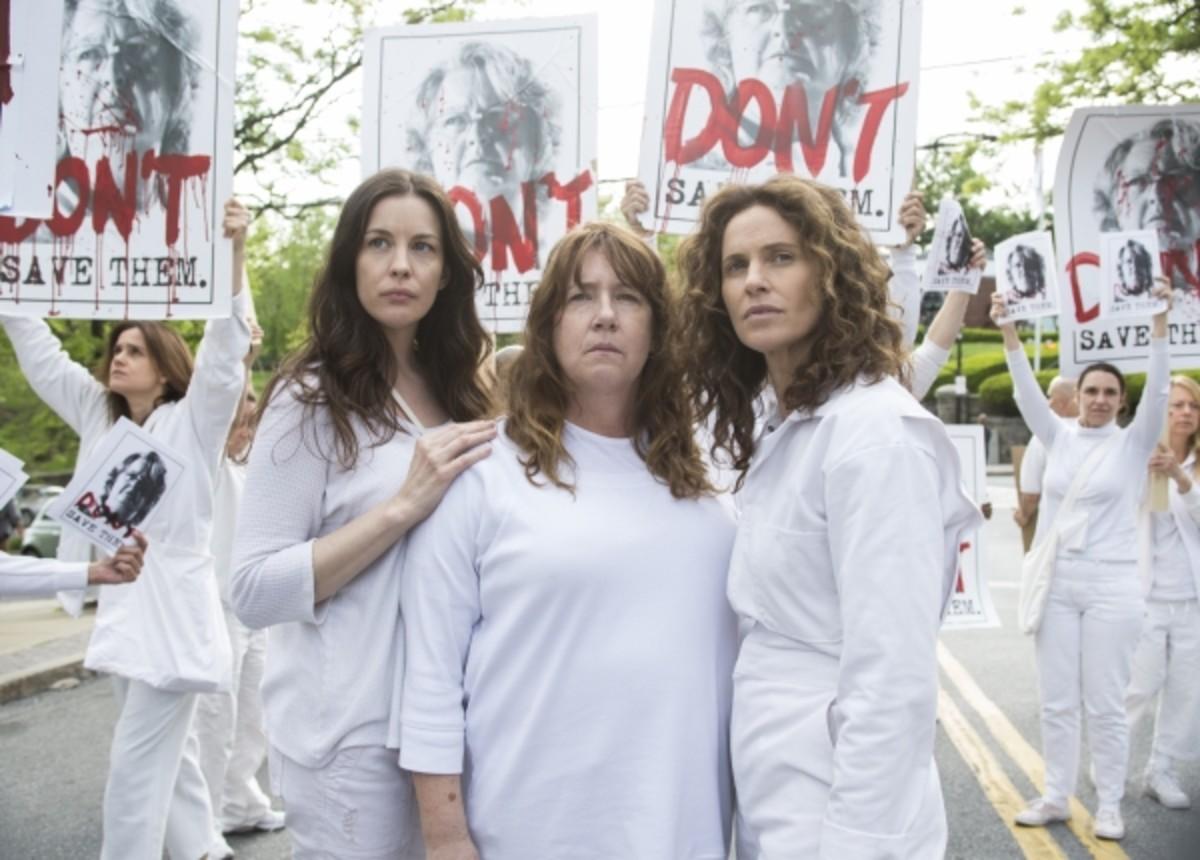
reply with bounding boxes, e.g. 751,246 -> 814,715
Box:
1078,362 -> 1127,398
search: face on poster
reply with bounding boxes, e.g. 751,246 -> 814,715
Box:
0,448 -> 29,510
0,0 -> 237,320
362,17 -> 599,334
1099,230 -> 1166,320
995,231 -> 1059,322
923,197 -> 980,293
1054,106 -> 1200,375
47,417 -> 185,554
943,424 -> 997,630
637,0 -> 922,243
0,0 -> 66,219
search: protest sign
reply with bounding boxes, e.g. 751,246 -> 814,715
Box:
1099,230 -> 1167,321
637,0 -> 922,243
942,424 -> 999,630
995,230 -> 1059,322
0,0 -> 238,320
363,16 -> 599,333
923,198 -> 980,293
0,447 -> 28,509
47,418 -> 185,554
1054,106 -> 1200,376
0,0 -> 65,218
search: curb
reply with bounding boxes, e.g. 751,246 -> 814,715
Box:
0,653 -> 94,705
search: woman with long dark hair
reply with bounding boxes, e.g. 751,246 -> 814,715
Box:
679,175 -> 979,858
400,222 -> 737,859
992,287 -> 1170,841
1,200 -> 254,859
231,168 -> 495,860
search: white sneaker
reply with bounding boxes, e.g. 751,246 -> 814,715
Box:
1014,797 -> 1070,827
223,808 -> 286,834
1145,770 -> 1192,809
1093,806 -> 1125,840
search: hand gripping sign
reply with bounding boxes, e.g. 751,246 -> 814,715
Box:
637,0 -> 922,244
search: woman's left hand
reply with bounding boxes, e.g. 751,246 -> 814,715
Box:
1150,443 -> 1192,493
223,198 -> 250,254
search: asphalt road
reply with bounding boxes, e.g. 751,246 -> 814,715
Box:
2,477 -> 1198,859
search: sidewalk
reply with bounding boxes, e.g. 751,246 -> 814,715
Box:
0,598 -> 94,704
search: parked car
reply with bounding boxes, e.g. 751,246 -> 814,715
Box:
20,492 -> 64,559
16,483 -> 64,528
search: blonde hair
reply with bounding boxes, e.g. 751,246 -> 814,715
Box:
1170,375 -> 1200,476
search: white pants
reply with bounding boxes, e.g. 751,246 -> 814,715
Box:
101,677 -> 214,860
268,744 -> 424,860
1036,559 -> 1143,808
732,630 -> 946,860
1126,598 -> 1200,771
194,604 -> 274,831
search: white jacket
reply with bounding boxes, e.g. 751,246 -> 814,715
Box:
2,293 -> 250,690
729,377 -> 981,857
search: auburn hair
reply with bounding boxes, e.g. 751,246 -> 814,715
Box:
259,169 -> 493,468
98,322 -> 194,423
505,222 -> 712,499
679,175 -> 907,486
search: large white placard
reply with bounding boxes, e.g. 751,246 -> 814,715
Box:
637,0 -> 922,242
942,424 -> 999,630
363,16 -> 599,334
47,417 -> 185,555
0,0 -> 65,218
0,0 -> 238,320
1054,106 -> 1200,376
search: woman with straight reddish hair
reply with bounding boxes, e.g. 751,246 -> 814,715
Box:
232,168 -> 495,860
679,174 -> 979,859
400,221 -> 737,860
1,199 -> 254,859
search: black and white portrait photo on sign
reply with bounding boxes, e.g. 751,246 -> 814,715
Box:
637,0 -> 922,242
1054,105 -> 1200,375
923,197 -> 981,293
1100,229 -> 1166,320
0,0 -> 238,320
995,230 -> 1059,321
362,16 -> 599,333
0,0 -> 65,219
0,448 -> 29,510
47,417 -> 185,554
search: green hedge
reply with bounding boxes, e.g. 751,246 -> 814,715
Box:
979,368 -> 1200,417
932,348 -> 1059,394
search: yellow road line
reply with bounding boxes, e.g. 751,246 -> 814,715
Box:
938,691 -> 1069,859
938,642 -> 1130,860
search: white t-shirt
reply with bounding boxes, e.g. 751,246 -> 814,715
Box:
400,421 -> 738,860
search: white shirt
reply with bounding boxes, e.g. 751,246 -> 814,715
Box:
231,383 -> 417,768
210,458 -> 246,605
3,294 -> 250,690
400,421 -> 738,860
888,244 -> 952,400
1141,453 -> 1200,601
0,551 -> 87,598
1008,337 -> 1169,563
728,377 -> 981,856
1020,435 -> 1047,494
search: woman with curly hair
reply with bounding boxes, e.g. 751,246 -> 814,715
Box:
231,168 -> 496,860
400,221 -> 737,859
679,174 -> 980,859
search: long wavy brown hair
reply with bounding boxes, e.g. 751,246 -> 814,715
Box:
98,322 -> 194,424
260,169 -> 492,468
679,175 -> 906,485
505,222 -> 712,499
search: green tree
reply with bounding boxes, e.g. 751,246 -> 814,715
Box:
974,0 -> 1200,142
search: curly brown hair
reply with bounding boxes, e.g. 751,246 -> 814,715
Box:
505,222 -> 712,499
259,169 -> 493,468
679,175 -> 907,485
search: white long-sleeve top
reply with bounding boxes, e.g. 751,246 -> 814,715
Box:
231,383 -> 417,768
1008,336 -> 1169,563
0,551 -> 86,598
888,245 -> 950,400
1136,454 -> 1200,600
728,377 -> 981,857
2,296 -> 250,690
400,421 -> 738,860
210,458 -> 246,606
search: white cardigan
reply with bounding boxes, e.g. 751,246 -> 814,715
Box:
2,293 -> 250,688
